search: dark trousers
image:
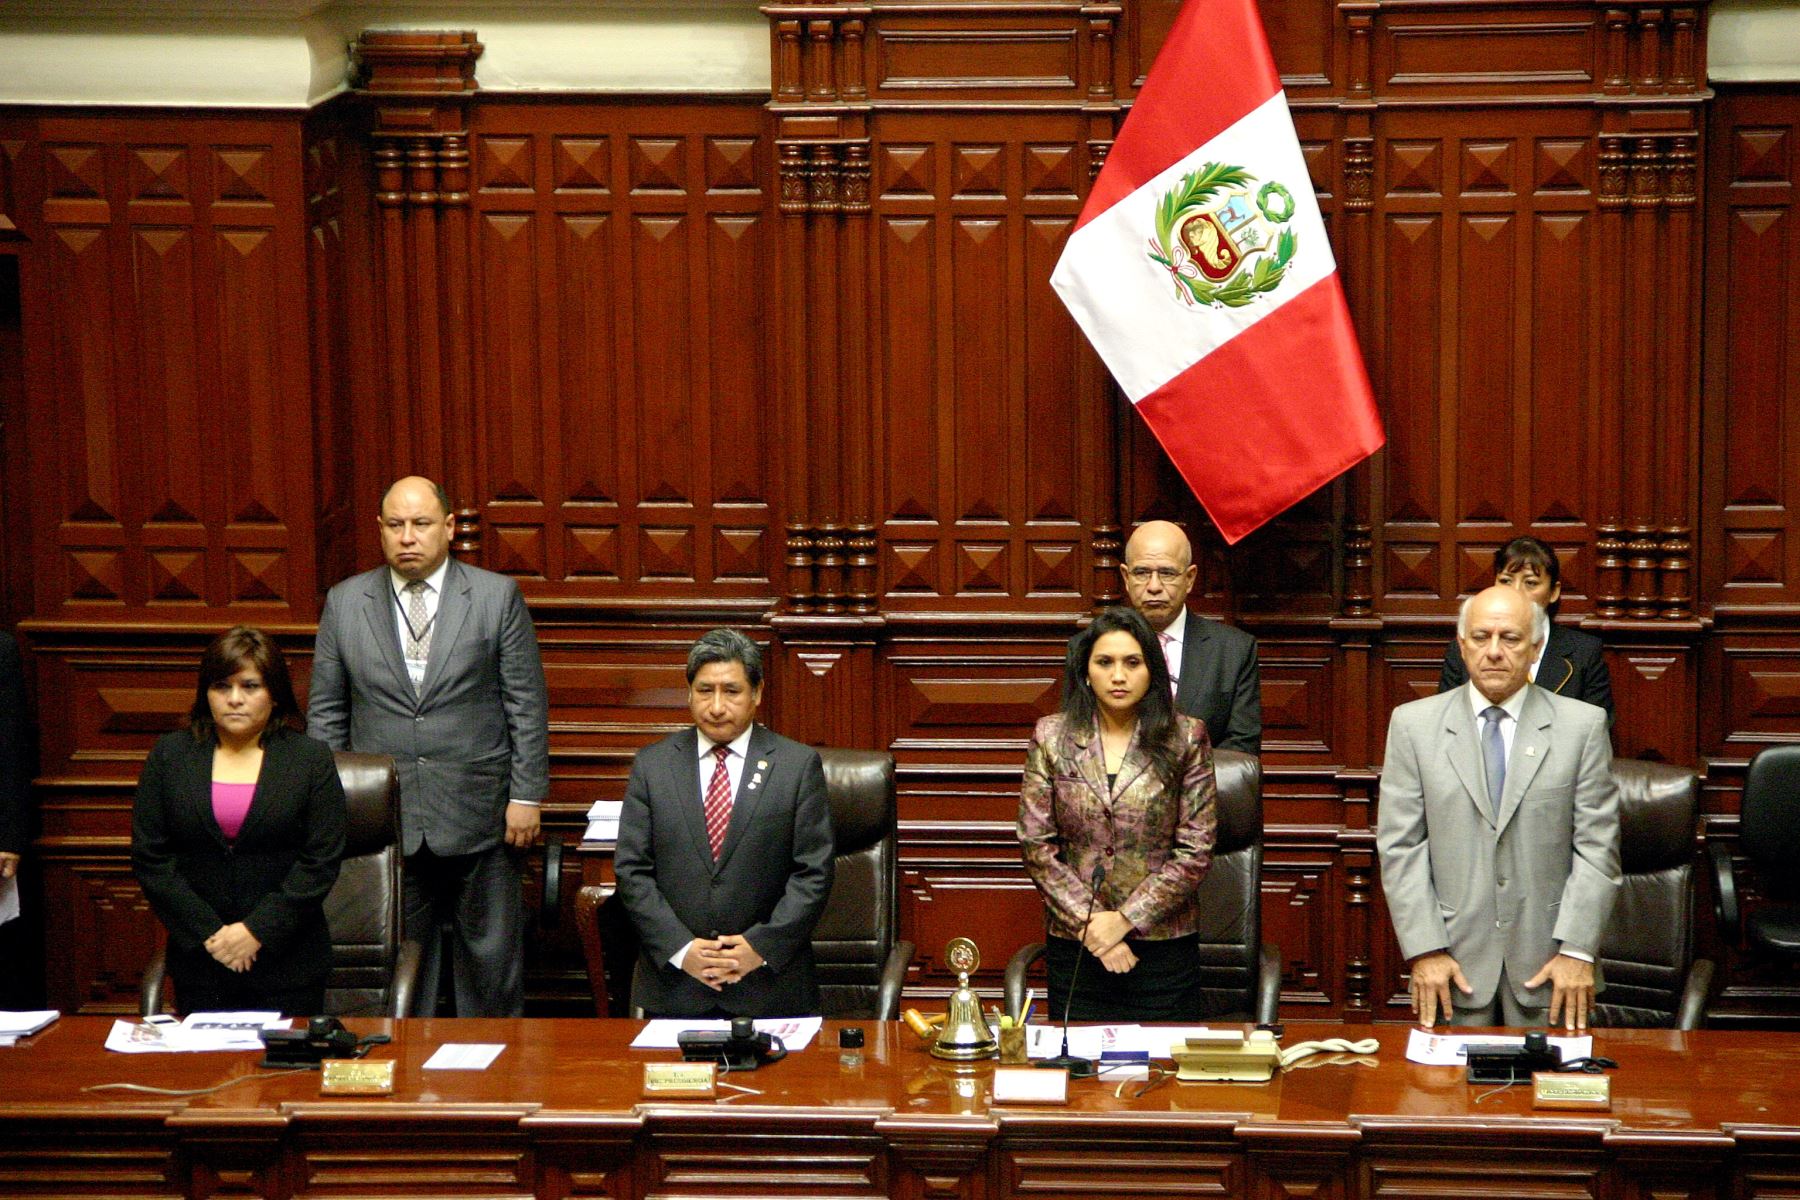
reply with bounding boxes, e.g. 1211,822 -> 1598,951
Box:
173,970 -> 325,1018
1044,933 -> 1204,1023
404,842 -> 525,1017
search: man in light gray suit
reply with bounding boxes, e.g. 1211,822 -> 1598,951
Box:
308,476 -> 549,1017
1377,585 -> 1620,1031
614,629 -> 834,1018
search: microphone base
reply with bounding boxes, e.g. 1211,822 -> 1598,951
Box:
1034,1054 -> 1097,1078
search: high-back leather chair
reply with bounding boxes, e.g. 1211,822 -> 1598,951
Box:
1002,748 -> 1281,1023
812,748 -> 912,1019
1712,745 -> 1800,984
140,751 -> 421,1018
586,747 -> 914,1020
1595,758 -> 1712,1029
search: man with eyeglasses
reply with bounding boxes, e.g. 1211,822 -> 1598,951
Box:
1118,521 -> 1261,754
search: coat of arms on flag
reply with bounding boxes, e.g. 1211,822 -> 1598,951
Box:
1147,163 -> 1298,308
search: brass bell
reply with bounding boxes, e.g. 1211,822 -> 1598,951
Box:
930,938 -> 997,1062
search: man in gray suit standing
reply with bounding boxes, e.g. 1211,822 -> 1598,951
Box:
1378,585 -> 1620,1031
1120,521 -> 1261,754
308,476 -> 549,1017
614,629 -> 834,1018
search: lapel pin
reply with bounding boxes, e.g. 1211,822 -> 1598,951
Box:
1525,746 -> 1537,757
757,760 -> 768,771
748,772 -> 763,791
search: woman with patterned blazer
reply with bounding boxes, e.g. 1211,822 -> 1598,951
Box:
1018,605 -> 1218,1022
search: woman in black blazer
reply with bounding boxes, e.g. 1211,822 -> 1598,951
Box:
1438,536 -> 1615,725
132,627 -> 346,1015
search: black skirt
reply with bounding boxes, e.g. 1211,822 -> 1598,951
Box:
1043,932 -> 1204,1023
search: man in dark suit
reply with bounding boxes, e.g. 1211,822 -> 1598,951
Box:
308,476 -> 550,1017
0,630 -> 32,1007
614,628 -> 835,1018
0,630 -> 27,885
1120,521 -> 1261,754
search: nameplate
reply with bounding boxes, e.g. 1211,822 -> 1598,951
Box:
1532,1072 -> 1611,1110
320,1059 -> 395,1095
992,1067 -> 1068,1104
643,1062 -> 717,1096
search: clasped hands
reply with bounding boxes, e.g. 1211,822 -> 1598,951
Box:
1408,949 -> 1596,1031
1082,911 -> 1137,974
205,922 -> 262,973
682,935 -> 765,991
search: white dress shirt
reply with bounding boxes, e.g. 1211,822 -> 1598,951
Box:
669,724 -> 757,969
1158,606 -> 1188,693
390,558 -> 449,692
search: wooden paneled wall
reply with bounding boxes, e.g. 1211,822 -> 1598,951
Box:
2,0 -> 1797,1021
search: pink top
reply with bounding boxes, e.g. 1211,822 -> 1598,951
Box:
212,782 -> 256,841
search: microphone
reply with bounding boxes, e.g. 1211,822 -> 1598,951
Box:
1036,861 -> 1106,1078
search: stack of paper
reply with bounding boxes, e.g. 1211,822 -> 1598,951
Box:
104,1012 -> 288,1054
585,799 -> 623,843
0,1009 -> 59,1046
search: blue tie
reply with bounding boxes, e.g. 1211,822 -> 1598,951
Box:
1481,706 -> 1507,814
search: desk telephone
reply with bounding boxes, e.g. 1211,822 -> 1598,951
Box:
677,1017 -> 787,1071
260,1016 -> 390,1067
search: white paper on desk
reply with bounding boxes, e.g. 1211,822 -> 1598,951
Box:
1404,1027 -> 1593,1066
629,1016 -> 822,1051
423,1043 -> 506,1070
104,1013 -> 288,1054
0,1009 -> 58,1038
1025,1024 -> 1116,1059
0,873 -> 18,925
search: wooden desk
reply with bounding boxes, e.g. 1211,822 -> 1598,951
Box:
1,1018 -> 1794,1198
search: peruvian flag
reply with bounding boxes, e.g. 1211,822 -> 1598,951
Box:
1052,0 -> 1383,543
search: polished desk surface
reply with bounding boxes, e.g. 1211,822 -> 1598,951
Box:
1,1018 -> 1795,1137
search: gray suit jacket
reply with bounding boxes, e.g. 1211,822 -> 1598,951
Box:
1174,615 -> 1261,755
1376,684 -> 1621,1011
306,559 -> 549,856
614,724 -> 835,1017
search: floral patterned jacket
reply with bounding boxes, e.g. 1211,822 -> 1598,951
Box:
1017,711 -> 1217,942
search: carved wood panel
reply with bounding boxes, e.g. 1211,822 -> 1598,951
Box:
18,115 -> 319,622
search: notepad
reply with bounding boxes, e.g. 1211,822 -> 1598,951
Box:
0,1010 -> 58,1045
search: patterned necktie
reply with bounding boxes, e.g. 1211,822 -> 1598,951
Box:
1481,705 -> 1507,813
1160,631 -> 1179,695
703,743 -> 733,860
403,580 -> 432,691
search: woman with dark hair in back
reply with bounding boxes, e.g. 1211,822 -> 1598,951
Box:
132,627 -> 346,1015
1018,605 -> 1218,1021
1438,536 -> 1615,725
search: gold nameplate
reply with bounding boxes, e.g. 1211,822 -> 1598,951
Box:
643,1062 -> 717,1096
320,1059 -> 395,1095
1532,1071 -> 1611,1110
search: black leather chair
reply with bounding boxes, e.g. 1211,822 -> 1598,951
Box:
1712,744 -> 1800,972
140,751 -> 421,1018
589,747 -> 914,1020
1003,748 -> 1281,1023
1594,758 -> 1712,1029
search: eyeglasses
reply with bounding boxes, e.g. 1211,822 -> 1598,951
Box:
1125,566 -> 1186,584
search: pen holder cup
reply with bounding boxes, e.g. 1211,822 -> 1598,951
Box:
997,1025 -> 1028,1065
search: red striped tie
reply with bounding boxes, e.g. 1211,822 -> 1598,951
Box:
703,743 -> 733,860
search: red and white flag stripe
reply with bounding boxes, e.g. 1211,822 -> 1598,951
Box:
1051,0 -> 1383,543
